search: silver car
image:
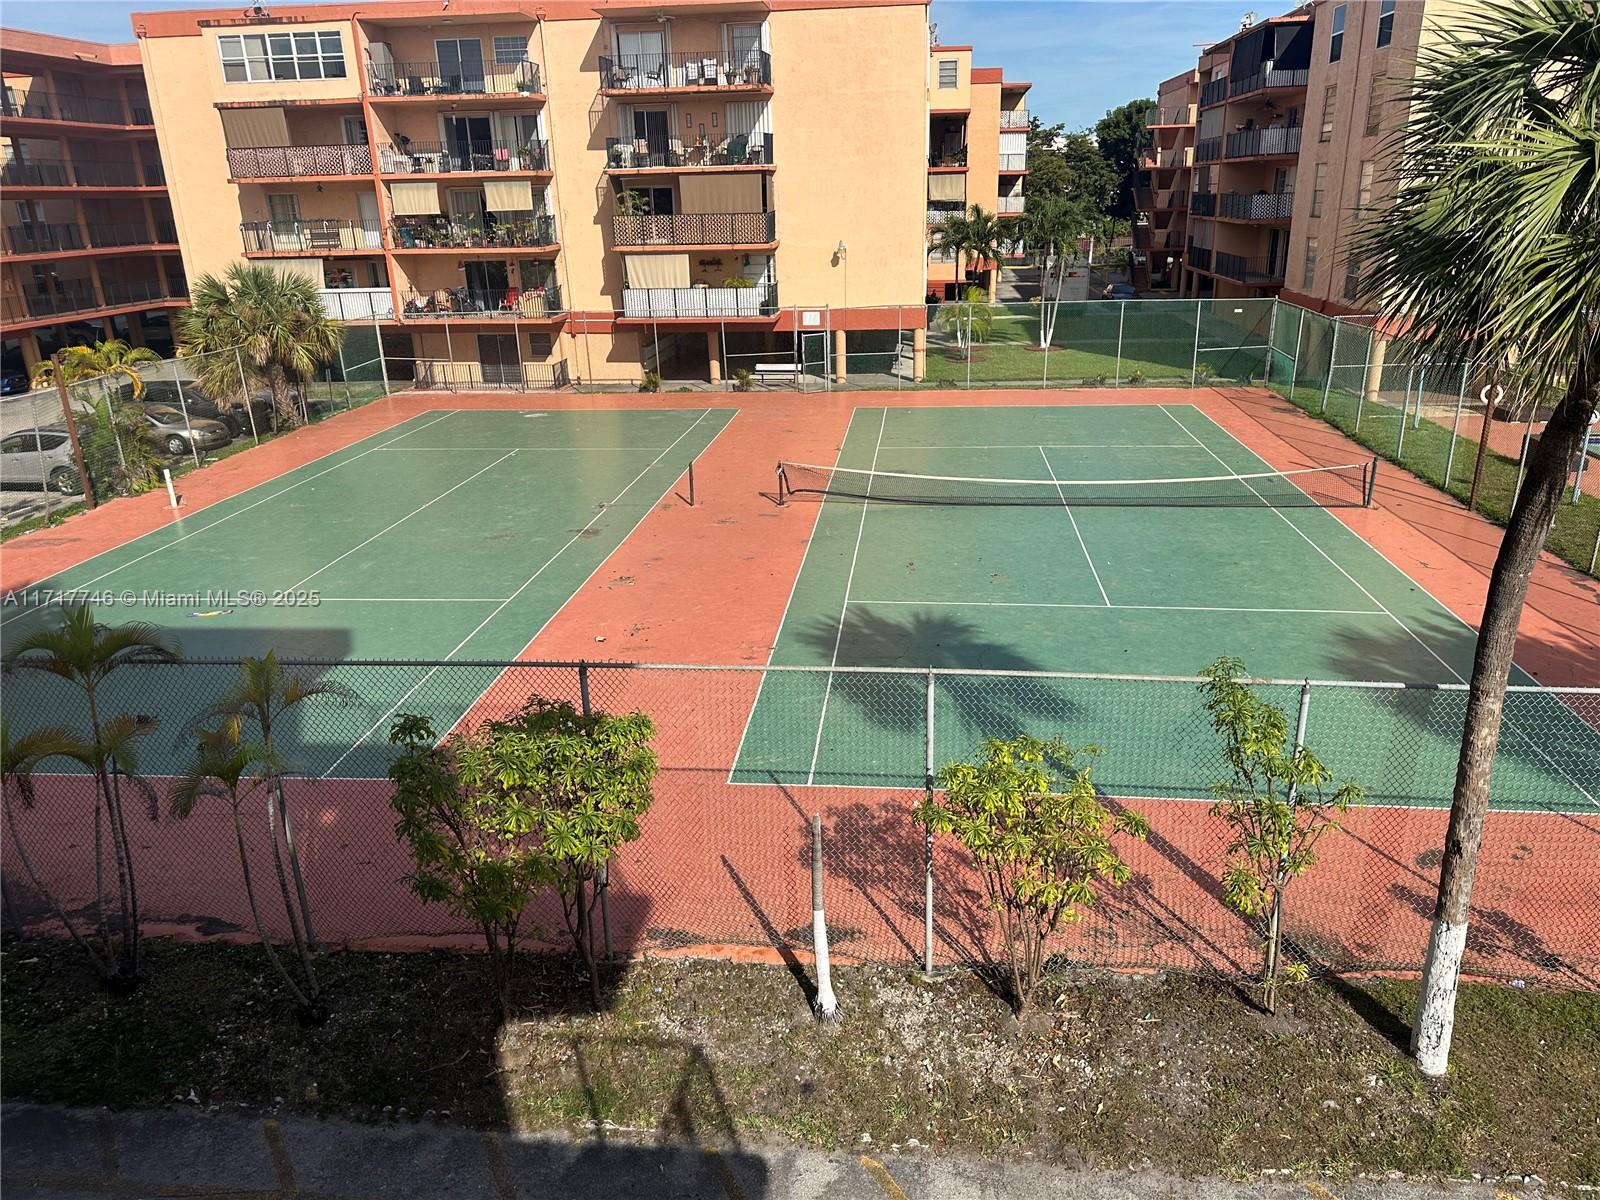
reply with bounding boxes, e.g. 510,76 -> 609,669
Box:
143,405 -> 231,456
0,427 -> 82,494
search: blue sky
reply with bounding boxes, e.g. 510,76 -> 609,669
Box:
6,0 -> 1239,131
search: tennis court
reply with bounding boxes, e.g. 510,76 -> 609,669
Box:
732,403 -> 1599,813
0,407 -> 730,776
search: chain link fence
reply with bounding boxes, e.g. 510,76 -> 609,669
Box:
5,659 -> 1596,988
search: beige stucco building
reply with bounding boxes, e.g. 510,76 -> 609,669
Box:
109,0 -> 1021,387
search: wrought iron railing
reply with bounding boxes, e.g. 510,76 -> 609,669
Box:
1212,251 -> 1286,284
100,277 -> 178,305
241,219 -> 384,253
73,160 -> 147,187
621,281 -> 777,319
21,281 -> 101,316
1218,191 -> 1295,222
599,50 -> 772,90
0,158 -> 72,187
227,144 -> 373,178
1224,126 -> 1302,159
6,223 -> 85,253
605,134 -> 772,169
1230,65 -> 1310,97
1186,242 -> 1212,271
390,213 -> 557,249
1199,78 -> 1228,107
613,210 -> 775,246
366,59 -> 541,97
316,288 -> 396,321
1195,136 -> 1222,163
398,284 -> 563,319
379,140 -> 548,174
1,89 -> 146,125
1190,192 -> 1217,216
88,220 -> 178,247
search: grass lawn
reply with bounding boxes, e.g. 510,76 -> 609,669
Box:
1272,380 -> 1600,577
4,936 -> 1596,1184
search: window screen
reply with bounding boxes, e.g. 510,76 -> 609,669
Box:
493,36 -> 527,64
219,31 -> 344,82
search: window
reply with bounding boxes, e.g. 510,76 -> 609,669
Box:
1329,3 -> 1346,62
1357,159 -> 1374,210
1343,257 -> 1361,302
218,31 -> 345,82
493,36 -> 527,64
1302,236 -> 1319,289
266,194 -> 301,229
1376,0 -> 1396,47
1310,163 -> 1328,216
938,59 -> 958,89
1319,84 -> 1337,142
435,39 -> 485,88
1365,72 -> 1386,135
526,332 -> 554,357
341,115 -> 368,146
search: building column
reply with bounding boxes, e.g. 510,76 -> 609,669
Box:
912,328 -> 926,382
1363,334 -> 1389,404
834,328 -> 847,383
706,330 -> 722,385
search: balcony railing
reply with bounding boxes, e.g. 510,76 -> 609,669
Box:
317,288 -> 396,321
100,277 -> 179,306
1,158 -> 71,187
613,210 -> 775,246
1,89 -> 150,125
1187,243 -> 1212,271
1218,191 -> 1295,222
22,277 -> 176,317
998,195 -> 1025,213
998,153 -> 1028,171
3,158 -> 152,187
926,206 -> 962,227
89,220 -> 178,247
367,60 -> 541,97
228,144 -> 372,179
1230,65 -> 1310,98
1200,78 -> 1228,107
1155,189 -> 1188,211
605,135 -> 772,170
242,219 -> 384,254
6,223 -> 85,253
621,281 -> 777,319
1224,126 -> 1302,159
379,141 -> 548,174
398,284 -> 563,320
1146,105 -> 1194,126
599,50 -> 772,91
390,213 -> 557,249
929,146 -> 968,168
1190,192 -> 1216,217
413,360 -> 571,390
75,160 -> 147,187
1195,137 -> 1222,163
1212,251 -> 1286,284
999,109 -> 1029,129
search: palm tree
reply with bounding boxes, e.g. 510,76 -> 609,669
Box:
27,338 -> 161,395
185,651 -> 352,981
3,606 -> 179,985
28,339 -> 164,492
1024,195 -> 1097,347
935,286 -> 997,351
931,204 -> 1007,306
176,263 -> 345,430
171,725 -> 321,1015
1353,0 -> 1599,1076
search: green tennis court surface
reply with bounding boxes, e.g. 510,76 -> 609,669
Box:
2,407 -> 730,777
732,403 -> 1599,813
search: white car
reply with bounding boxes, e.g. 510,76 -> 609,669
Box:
0,427 -> 81,494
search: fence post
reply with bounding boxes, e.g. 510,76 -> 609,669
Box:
1590,526 -> 1599,576
1320,319 -> 1337,415
1512,403 -> 1538,507
1189,297 -> 1202,387
336,342 -> 352,410
576,661 -> 610,960
170,358 -> 202,467
923,666 -> 935,975
1395,364 -> 1412,458
1288,306 -> 1305,398
51,354 -> 96,509
231,348 -> 261,445
1114,299 -> 1126,387
1263,298 -> 1278,387
373,316 -> 391,396
1274,680 -> 1314,974
1444,360 -> 1469,485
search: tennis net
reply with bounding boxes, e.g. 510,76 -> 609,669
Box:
775,457 -> 1379,508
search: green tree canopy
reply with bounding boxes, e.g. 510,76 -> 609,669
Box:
1095,98 -> 1157,219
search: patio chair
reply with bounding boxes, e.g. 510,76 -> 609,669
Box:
725,133 -> 748,165
307,226 -> 343,252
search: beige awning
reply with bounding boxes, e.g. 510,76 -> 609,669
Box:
220,107 -> 289,148
256,257 -> 323,285
625,252 -> 689,289
679,174 -> 763,215
390,181 -> 442,216
482,178 -> 534,212
927,173 -> 966,203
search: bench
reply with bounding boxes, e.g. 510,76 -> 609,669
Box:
753,362 -> 802,383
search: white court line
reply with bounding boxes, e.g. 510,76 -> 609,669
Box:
807,407 -> 889,786
848,599 -> 1389,616
314,596 -> 510,603
1164,404 -> 1598,810
1039,445 -> 1111,606
0,410 -> 458,631
878,443 -> 1198,450
320,409 -> 719,777
285,449 -> 519,591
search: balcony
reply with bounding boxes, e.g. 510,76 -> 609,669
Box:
390,214 -> 557,250
605,135 -> 772,171
6,223 -> 86,254
317,288 -> 396,321
1,158 -> 153,188
930,146 -> 967,168
1224,126 -> 1302,160
1146,104 -> 1195,127
1,89 -> 152,126
1229,65 -> 1309,98
378,141 -> 548,175
1217,191 -> 1294,222
101,278 -> 181,306
242,219 -> 384,254
88,220 -> 178,247
926,206 -> 961,227
367,60 -> 541,98
621,281 -> 777,319
599,51 -> 772,93
398,284 -> 563,320
1155,189 -> 1188,211
21,277 -> 177,319
1195,137 -> 1222,164
998,153 -> 1028,172
1187,243 -> 1212,271
1212,252 -> 1286,285
1200,78 -> 1228,107
613,211 -> 775,247
999,109 -> 1029,129
227,144 -> 372,179
998,195 -> 1025,214
1190,192 -> 1216,217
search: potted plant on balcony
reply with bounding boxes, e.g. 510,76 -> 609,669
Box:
516,143 -> 539,171
722,276 -> 753,288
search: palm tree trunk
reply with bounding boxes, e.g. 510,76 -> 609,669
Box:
268,365 -> 298,430
232,797 -> 311,1010
1412,363 -> 1597,1076
275,776 -> 320,950
86,686 -> 139,983
2,789 -> 115,977
1466,392 -> 1497,513
266,778 -> 320,998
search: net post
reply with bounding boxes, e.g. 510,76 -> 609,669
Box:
1189,297 -> 1201,387
1288,305 -> 1305,398
687,460 -> 696,507
1395,364 -> 1411,458
776,463 -> 788,506
374,315 -> 390,397
1365,456 -> 1379,506
922,666 -> 935,975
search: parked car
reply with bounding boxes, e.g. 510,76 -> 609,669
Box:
1,371 -> 32,396
143,405 -> 231,456
1102,282 -> 1140,301
133,381 -> 273,437
0,427 -> 81,494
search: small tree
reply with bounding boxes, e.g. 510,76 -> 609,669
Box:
1199,658 -> 1362,1013
918,735 -> 1147,1016
934,285 -> 997,352
388,697 -> 657,1014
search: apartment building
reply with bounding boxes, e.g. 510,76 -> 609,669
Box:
129,0 -> 983,387
1134,0 -> 1467,310
1131,67 -> 1197,293
1,30 -> 185,384
925,43 -> 1029,299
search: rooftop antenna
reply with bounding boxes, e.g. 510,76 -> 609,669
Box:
1240,11 -> 1258,29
